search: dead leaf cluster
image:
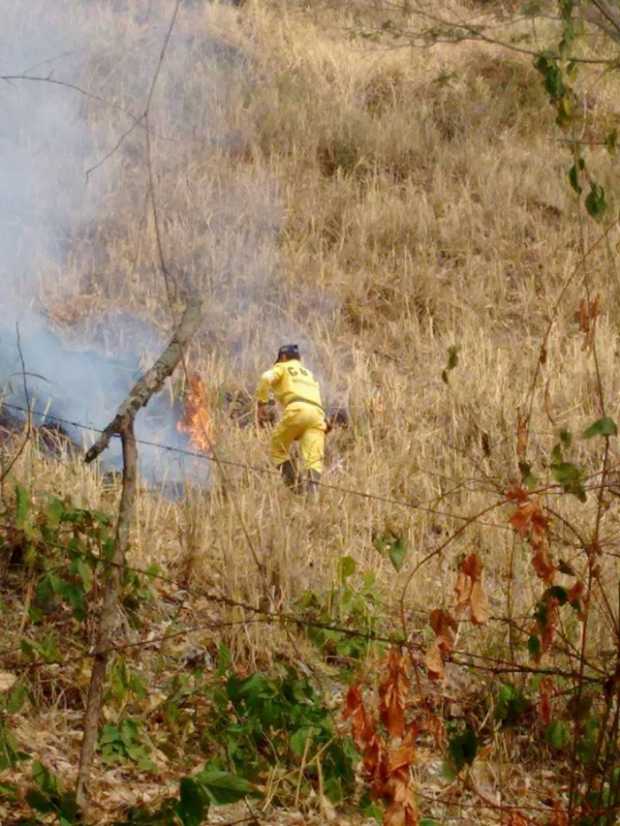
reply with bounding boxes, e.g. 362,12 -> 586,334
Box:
424,552 -> 489,680
344,649 -> 419,826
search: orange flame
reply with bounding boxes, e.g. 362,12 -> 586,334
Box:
177,374 -> 213,454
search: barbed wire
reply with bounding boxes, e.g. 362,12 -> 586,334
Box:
0,400 -> 510,527
0,522 -> 609,685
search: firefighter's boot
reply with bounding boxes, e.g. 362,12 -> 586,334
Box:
279,460 -> 300,492
306,469 -> 321,496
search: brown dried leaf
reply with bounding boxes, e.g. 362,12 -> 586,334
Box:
384,764 -> 419,826
430,608 -> 457,652
549,803 -> 569,826
454,570 -> 470,613
470,580 -> 490,625
538,677 -> 554,726
506,485 -> 529,503
575,295 -> 601,352
343,684 -> 376,752
387,743 -> 416,774
532,546 -> 556,583
379,649 -> 410,738
510,500 -> 548,538
509,497 -> 555,582
461,553 -> 483,580
424,640 -> 444,680
567,580 -> 585,618
516,411 -> 529,460
510,504 -> 533,537
454,553 -> 489,624
343,684 -> 384,785
423,710 -> 445,749
425,610 -> 457,680
384,801 -> 419,826
503,813 -> 529,826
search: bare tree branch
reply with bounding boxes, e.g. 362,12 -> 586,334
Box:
76,298 -> 202,810
84,298 -> 203,464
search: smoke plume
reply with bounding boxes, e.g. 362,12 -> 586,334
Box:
0,0 -> 343,484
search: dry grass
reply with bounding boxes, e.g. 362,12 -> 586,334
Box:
3,0 -> 620,820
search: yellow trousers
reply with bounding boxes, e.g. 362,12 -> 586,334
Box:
271,402 -> 326,473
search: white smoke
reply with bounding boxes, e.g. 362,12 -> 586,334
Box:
0,1 -> 208,482
0,0 -> 345,485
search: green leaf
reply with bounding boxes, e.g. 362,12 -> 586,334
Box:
15,484 -> 30,529
0,722 -> 29,771
568,692 -> 593,722
58,791 -> 79,821
6,681 -> 28,714
56,579 -> 86,619
360,793 -> 383,823
551,461 -> 586,501
323,775 -> 345,803
534,54 -> 565,100
215,644 -> 232,677
229,673 -> 273,706
545,720 -> 570,750
605,128 -> 618,155
176,778 -> 208,826
558,558 -> 576,575
373,532 -> 408,570
33,760 -> 59,796
441,345 -> 459,384
551,461 -> 580,484
496,683 -> 530,726
195,769 -> 262,805
528,634 -> 541,659
544,585 -> 568,605
290,726 -> 316,756
585,182 -> 606,219
0,782 -> 17,800
76,559 -> 94,592
388,538 -> 408,572
518,461 -> 538,490
568,162 -> 583,194
583,416 -> 617,439
577,717 -> 599,764
26,788 -> 55,813
448,726 -> 478,773
100,724 -> 122,745
337,555 -> 356,581
46,497 -> 65,529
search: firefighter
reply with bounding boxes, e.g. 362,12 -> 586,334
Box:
256,344 -> 326,492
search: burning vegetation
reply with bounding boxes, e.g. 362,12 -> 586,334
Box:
177,373 -> 214,455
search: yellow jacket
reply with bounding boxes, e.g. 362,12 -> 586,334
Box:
256,359 -> 323,409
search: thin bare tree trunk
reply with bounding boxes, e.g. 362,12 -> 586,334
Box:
76,299 -> 202,810
76,420 -> 136,809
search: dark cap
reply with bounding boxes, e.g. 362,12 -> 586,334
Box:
276,344 -> 300,362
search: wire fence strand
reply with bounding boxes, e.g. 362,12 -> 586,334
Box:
0,400 -> 510,527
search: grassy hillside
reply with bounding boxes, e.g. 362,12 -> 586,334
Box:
1,0 -> 620,822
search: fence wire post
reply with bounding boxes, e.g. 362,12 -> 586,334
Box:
75,299 -> 202,811
75,418 -> 136,809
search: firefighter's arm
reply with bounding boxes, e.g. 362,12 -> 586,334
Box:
256,367 -> 279,403
256,365 -> 282,424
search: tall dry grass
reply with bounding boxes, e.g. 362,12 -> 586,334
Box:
25,0 -> 618,640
